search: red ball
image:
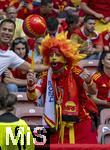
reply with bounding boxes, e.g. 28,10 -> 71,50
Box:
23,15 -> 47,38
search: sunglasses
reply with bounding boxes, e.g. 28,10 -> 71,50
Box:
13,38 -> 27,45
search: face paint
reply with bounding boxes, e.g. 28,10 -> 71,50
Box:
49,48 -> 66,72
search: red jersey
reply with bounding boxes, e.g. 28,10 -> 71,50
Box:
52,0 -> 73,9
73,27 -> 103,46
92,72 -> 110,102
30,6 -> 58,20
102,30 -> 110,47
36,66 -> 97,119
0,0 -> 10,11
27,66 -> 98,144
9,0 -> 33,19
67,27 -> 78,39
80,0 -> 110,17
11,57 -> 31,79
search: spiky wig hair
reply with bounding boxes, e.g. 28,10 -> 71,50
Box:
40,32 -> 86,67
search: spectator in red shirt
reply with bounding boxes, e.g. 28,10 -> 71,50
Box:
9,0 -> 33,19
87,51 -> 110,126
46,17 -> 64,37
0,0 -> 10,17
91,51 -> 110,107
101,30 -> 110,51
65,13 -> 79,39
3,37 -> 32,92
31,0 -> 58,20
26,33 -> 98,144
53,0 -> 80,16
53,0 -> 72,9
80,0 -> 110,24
70,15 -> 103,60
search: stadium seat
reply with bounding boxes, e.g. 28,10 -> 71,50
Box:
15,104 -> 44,126
13,92 -> 33,108
97,124 -> 110,144
12,92 -> 44,126
100,109 -> 110,124
12,92 -> 28,101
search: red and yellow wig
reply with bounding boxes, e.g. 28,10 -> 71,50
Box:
40,32 -> 86,67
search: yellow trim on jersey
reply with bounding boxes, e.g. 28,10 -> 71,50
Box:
27,90 -> 37,101
72,66 -> 82,75
92,72 -> 101,81
39,71 -> 47,78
